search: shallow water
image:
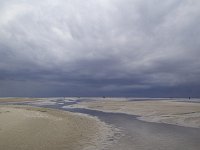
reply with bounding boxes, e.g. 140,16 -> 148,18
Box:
61,107 -> 200,150
1,98 -> 200,150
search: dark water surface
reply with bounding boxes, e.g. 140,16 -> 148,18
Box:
1,98 -> 200,150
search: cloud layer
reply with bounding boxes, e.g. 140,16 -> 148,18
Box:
0,0 -> 200,97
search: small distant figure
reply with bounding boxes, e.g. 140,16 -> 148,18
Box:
189,97 -> 191,100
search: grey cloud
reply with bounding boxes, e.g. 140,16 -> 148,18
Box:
0,0 -> 200,97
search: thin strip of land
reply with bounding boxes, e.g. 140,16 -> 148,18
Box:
0,97 -> 40,102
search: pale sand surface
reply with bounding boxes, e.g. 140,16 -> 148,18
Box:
0,105 -> 114,150
0,98 -> 40,102
69,99 -> 200,128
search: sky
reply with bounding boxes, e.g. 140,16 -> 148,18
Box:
0,0 -> 200,97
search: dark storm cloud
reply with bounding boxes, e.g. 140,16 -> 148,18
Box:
0,0 -> 200,97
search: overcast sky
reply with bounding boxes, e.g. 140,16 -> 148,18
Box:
0,0 -> 200,97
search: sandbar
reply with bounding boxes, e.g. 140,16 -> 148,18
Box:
69,99 -> 200,128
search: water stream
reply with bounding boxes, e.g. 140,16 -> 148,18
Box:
1,98 -> 200,150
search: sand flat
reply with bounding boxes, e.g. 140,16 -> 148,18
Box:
70,99 -> 200,128
0,105 -> 113,150
0,97 -> 40,103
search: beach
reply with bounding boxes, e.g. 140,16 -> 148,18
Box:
0,98 -> 40,103
69,98 -> 200,128
1,98 -> 200,150
0,105 -> 114,150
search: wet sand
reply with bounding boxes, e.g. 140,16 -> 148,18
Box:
1,97 -> 200,150
78,109 -> 200,150
69,98 -> 200,128
0,105 -> 114,150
